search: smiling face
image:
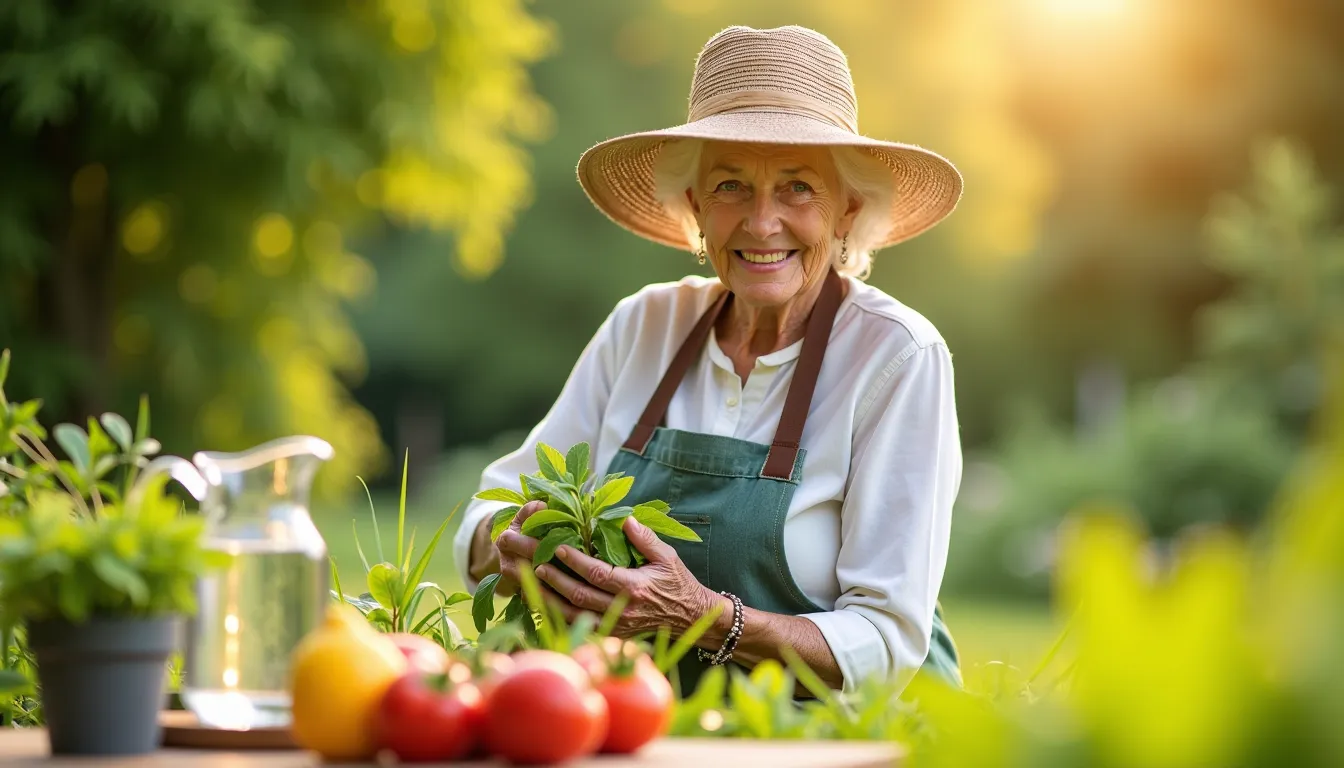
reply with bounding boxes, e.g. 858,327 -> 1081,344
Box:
688,141 -> 861,309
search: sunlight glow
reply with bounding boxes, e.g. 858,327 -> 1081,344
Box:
1039,0 -> 1129,19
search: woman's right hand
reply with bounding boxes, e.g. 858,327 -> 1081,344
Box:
490,500 -> 547,596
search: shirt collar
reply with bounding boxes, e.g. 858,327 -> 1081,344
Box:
706,328 -> 805,374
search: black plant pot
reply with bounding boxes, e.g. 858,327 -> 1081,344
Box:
27,616 -> 181,756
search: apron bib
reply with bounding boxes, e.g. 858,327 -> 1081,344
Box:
606,270 -> 961,696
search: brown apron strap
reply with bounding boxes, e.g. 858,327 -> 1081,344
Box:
622,286 -> 732,455
760,269 -> 844,479
621,269 -> 845,481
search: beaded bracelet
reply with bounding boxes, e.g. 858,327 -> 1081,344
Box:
696,591 -> 744,666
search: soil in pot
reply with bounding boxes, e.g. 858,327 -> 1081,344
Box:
27,616 -> 181,756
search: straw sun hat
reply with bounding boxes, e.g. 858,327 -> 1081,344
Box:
576,25 -> 963,253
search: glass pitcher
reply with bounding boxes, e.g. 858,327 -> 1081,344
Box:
133,435 -> 334,730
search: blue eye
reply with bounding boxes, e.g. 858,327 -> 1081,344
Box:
791,182 -> 811,193
717,181 -> 740,192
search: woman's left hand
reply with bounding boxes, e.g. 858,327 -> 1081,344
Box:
535,516 -> 710,637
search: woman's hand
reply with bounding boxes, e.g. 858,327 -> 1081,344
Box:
492,500 -> 552,597
535,516 -> 713,637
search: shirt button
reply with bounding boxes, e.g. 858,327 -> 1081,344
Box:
726,396 -> 739,408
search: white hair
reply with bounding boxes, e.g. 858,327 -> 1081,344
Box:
652,139 -> 894,280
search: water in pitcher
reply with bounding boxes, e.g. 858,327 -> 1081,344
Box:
182,538 -> 328,730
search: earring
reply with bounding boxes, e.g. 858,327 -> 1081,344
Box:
839,234 -> 849,265
696,231 -> 707,265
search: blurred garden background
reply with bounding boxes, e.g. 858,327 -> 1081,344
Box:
4,0 -> 1344,697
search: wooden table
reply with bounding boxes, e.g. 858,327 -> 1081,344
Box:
0,729 -> 904,767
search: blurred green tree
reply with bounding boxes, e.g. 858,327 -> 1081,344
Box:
948,137 -> 1334,601
0,0 -> 553,493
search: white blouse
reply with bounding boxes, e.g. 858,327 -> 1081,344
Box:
452,274 -> 962,693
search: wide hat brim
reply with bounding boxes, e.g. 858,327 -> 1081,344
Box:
576,110 -> 964,252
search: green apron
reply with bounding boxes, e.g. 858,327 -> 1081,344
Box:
606,269 -> 961,697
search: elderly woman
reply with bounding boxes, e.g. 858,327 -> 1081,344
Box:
452,25 -> 963,695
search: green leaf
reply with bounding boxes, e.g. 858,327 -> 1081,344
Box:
100,413 -> 133,451
396,449 -> 408,573
330,556 -> 346,605
91,552 -> 149,605
365,608 -> 393,630
57,575 -> 88,622
520,509 -> 580,536
565,443 -> 591,487
401,529 -> 417,575
524,475 -> 579,514
478,616 -> 528,654
731,670 -> 773,738
0,669 -> 30,694
535,443 -> 567,482
472,573 -> 502,633
597,505 -> 635,522
592,475 -> 634,512
352,520 -> 371,573
357,477 -> 385,563
366,563 -> 402,610
490,505 -> 521,541
410,603 -> 446,636
53,423 -> 90,472
0,348 -> 9,394
475,487 -> 528,505
345,594 -> 382,615
91,455 -> 119,482
633,506 -> 702,542
134,394 -> 150,443
641,499 -> 671,515
534,527 -> 582,566
598,519 -> 631,567
515,565 -> 555,650
403,581 -> 445,631
401,514 -> 452,618
501,594 -> 535,647
443,591 -> 472,606
85,418 -> 115,463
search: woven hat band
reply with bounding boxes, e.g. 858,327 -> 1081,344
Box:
687,88 -> 859,134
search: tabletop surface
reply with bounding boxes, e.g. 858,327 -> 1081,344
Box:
0,729 -> 905,767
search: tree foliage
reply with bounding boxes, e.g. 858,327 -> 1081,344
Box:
0,0 -> 552,493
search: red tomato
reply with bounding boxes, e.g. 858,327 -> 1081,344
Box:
595,661 -> 673,754
376,672 -> 485,763
508,649 -> 593,688
484,664 -> 608,765
385,633 -> 451,675
569,637 -> 623,683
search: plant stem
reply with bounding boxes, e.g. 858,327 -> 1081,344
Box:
14,430 -> 89,517
1,625 -> 13,728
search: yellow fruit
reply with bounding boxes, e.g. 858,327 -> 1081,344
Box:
289,603 -> 408,761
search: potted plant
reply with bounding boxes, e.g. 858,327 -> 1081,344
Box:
0,349 -> 228,755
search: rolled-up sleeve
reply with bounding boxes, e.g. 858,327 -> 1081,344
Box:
801,341 -> 962,692
451,307 -> 622,592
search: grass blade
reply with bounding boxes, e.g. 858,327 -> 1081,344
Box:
330,556 -> 346,605
1027,607 -> 1075,685
400,514 -> 453,619
352,520 -> 370,573
516,565 -> 555,650
357,476 -> 385,563
401,528 -> 417,574
472,573 -> 502,633
780,645 -> 839,706
657,601 -> 723,674
596,592 -> 630,638
397,448 -> 408,567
